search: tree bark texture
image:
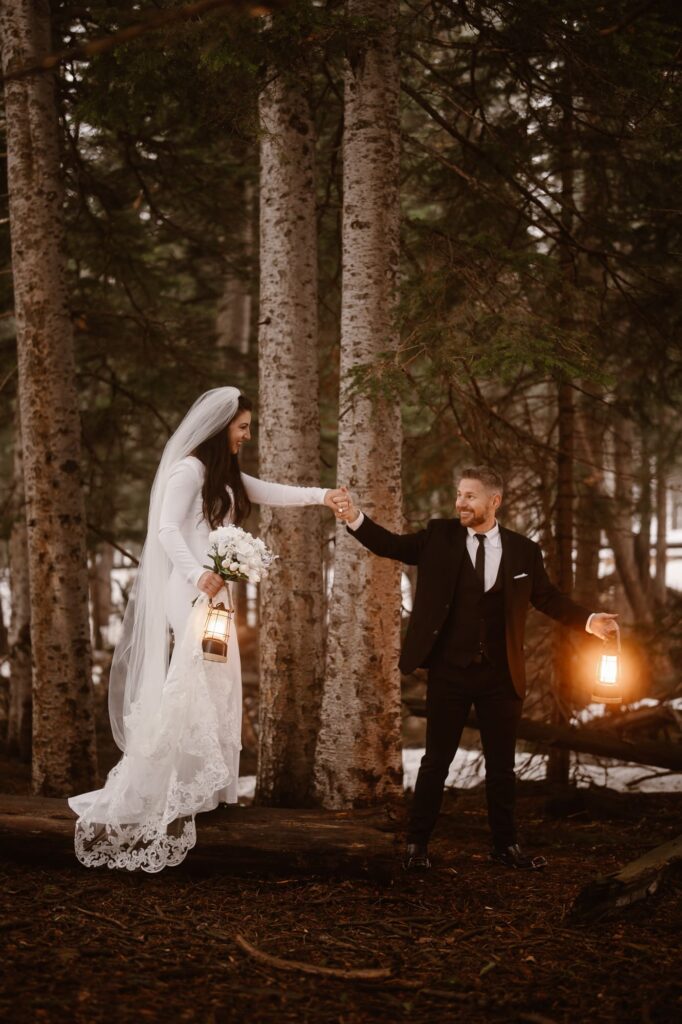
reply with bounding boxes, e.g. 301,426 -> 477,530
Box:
612,409 -> 653,624
89,544 -> 114,652
548,74 -> 575,785
216,180 -> 254,356
574,393 -> 602,608
256,68 -> 324,805
7,407 -> 32,761
654,443 -> 667,606
1,0 -> 97,794
314,0 -> 403,809
574,400 -> 649,626
548,378 -> 574,783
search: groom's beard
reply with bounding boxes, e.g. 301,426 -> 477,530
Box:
458,508 -> 491,528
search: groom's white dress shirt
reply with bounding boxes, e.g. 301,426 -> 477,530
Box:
466,522 -> 502,592
347,511 -> 596,633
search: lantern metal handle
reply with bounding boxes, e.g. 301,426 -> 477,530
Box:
602,621 -> 621,654
208,581 -> 235,615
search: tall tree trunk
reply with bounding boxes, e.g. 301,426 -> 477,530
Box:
89,544 -> 114,651
256,67 -> 324,805
548,72 -> 575,784
314,0 -> 403,808
216,180 -> 254,357
7,407 -> 32,761
654,444 -> 667,607
634,435 -> 652,594
548,379 -> 574,783
576,403 -> 654,625
574,391 -> 602,607
612,409 -> 653,624
1,0 -> 97,795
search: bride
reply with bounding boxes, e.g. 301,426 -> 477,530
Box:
69,386 -> 345,872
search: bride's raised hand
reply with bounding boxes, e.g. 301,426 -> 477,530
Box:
324,486 -> 350,515
197,571 -> 224,599
326,486 -> 358,522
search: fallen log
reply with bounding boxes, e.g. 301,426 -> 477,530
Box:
569,834 -> 682,919
0,794 -> 397,880
402,699 -> 682,772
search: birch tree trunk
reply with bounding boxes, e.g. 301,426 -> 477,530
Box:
256,68 -> 324,805
7,409 -> 32,762
314,0 -> 403,808
1,0 -> 97,794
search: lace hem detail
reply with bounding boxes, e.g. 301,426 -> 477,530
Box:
74,816 -> 197,874
70,590 -> 241,872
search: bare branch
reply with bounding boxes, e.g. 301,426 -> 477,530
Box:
1,0 -> 287,83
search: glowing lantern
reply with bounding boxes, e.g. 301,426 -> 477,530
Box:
202,590 -> 234,663
591,624 -> 622,705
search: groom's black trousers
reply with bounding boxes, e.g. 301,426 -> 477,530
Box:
408,659 -> 523,848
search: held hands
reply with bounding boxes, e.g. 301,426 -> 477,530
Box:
325,485 -> 359,523
589,612 -> 619,641
197,571 -> 223,600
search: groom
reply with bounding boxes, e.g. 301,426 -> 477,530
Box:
333,467 -> 618,871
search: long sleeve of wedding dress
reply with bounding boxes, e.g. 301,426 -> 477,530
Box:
242,473 -> 328,509
68,455 -> 330,873
158,458 -> 206,587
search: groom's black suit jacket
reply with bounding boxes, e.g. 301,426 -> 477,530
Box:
349,515 -> 592,699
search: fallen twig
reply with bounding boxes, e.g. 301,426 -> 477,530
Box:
74,906 -> 127,931
234,933 -> 392,980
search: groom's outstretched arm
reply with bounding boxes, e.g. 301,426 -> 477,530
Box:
346,511 -> 430,566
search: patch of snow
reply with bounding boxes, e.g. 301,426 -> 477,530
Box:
402,747 -> 682,793
238,775 -> 256,800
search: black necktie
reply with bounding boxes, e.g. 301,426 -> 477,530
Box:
475,533 -> 486,589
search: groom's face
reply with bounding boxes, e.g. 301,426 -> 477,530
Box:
456,477 -> 501,529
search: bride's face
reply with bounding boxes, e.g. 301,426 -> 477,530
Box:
228,410 -> 252,455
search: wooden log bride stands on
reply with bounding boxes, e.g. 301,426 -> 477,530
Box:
0,795 -> 398,880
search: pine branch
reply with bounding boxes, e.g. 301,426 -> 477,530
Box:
1,0 -> 288,83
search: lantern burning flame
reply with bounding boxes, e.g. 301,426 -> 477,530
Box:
591,624 -> 622,705
202,589 -> 235,663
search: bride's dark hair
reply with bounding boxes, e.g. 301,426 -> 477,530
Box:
194,393 -> 253,528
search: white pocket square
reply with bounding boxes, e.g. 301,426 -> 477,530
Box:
513,572 -> 529,579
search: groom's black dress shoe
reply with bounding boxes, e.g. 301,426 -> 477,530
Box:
403,843 -> 432,872
490,843 -> 547,870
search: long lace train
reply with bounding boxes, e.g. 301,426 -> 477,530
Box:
69,594 -> 241,872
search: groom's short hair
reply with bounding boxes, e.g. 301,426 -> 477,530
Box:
459,466 -> 504,496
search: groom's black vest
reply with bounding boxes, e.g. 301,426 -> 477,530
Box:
429,549 -> 509,674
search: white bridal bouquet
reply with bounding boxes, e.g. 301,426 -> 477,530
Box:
204,525 -> 278,586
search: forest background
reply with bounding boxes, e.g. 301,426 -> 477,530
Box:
1,0 -> 681,803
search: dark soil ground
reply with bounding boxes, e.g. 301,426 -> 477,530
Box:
1,754 -> 680,1024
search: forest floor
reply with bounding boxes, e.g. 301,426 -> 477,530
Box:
0,752 -> 680,1024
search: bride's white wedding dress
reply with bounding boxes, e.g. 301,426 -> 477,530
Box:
68,455 -> 327,872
